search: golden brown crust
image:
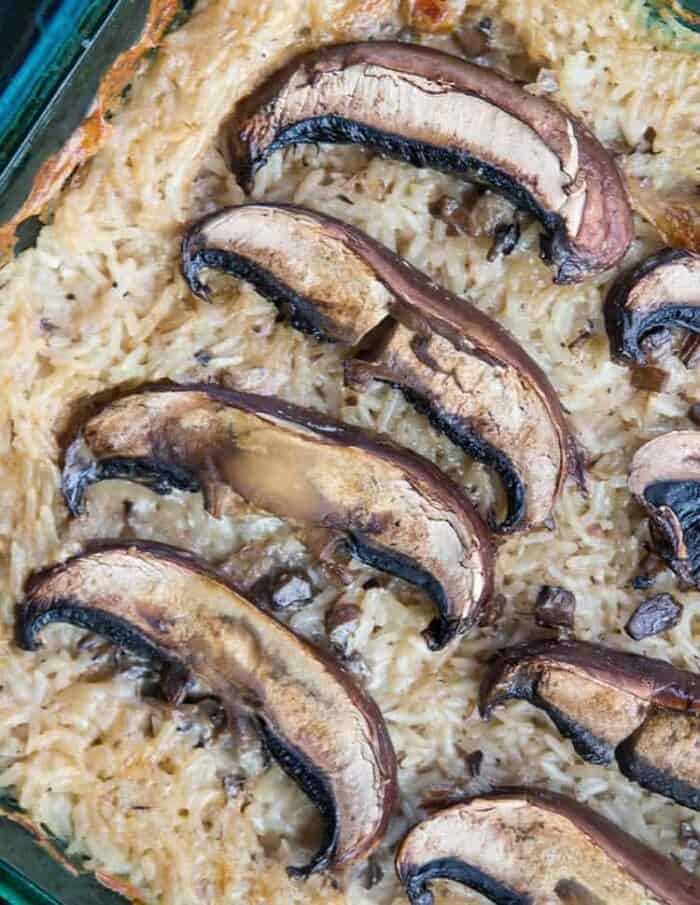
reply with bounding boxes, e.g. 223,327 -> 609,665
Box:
0,0 -> 181,258
0,0 -> 395,257
0,804 -> 147,901
308,0 -> 395,41
400,0 -> 465,33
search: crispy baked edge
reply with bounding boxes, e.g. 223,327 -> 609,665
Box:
0,0 -> 181,258
0,0 -> 402,259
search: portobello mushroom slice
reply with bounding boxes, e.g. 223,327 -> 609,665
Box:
17,541 -> 398,876
223,42 -> 632,283
605,248 -> 700,364
480,639 -> 700,810
629,431 -> 700,588
62,384 -> 494,649
182,203 -> 576,532
395,788 -> 700,905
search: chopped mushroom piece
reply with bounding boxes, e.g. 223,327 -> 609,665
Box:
453,22 -> 489,58
625,593 -> 683,640
486,219 -> 520,262
223,42 -> 632,283
464,190 -> 518,241
182,204 -> 577,532
16,542 -> 397,876
395,788 -> 700,905
429,193 -> 474,235
61,384 -> 493,650
534,584 -> 576,632
605,248 -> 700,365
462,748 -> 483,779
630,363 -> 670,393
629,431 -> 700,588
480,639 -> 700,810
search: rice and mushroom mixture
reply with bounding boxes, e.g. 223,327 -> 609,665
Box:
0,0 -> 698,902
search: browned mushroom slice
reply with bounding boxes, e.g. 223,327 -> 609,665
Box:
395,788 -> 700,905
605,248 -> 700,364
17,541 -> 398,876
223,42 -> 632,283
61,384 -> 493,649
480,639 -> 700,811
629,431 -> 700,588
182,204 -> 575,532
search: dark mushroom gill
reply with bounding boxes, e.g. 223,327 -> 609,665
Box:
605,248 -> 700,365
480,639 -> 700,811
61,383 -> 494,649
182,203 -> 577,532
223,42 -> 632,283
629,431 -> 700,588
395,788 -> 700,905
17,541 -> 398,876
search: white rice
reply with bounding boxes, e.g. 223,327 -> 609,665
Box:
0,0 -> 698,902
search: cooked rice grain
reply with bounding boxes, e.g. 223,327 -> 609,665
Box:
0,0 -> 698,902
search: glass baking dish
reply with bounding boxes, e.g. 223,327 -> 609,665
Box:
0,0 -> 185,254
0,2 -> 165,900
0,795 -> 129,904
0,1 -> 696,903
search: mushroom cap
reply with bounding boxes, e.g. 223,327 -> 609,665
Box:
481,638 -> 700,715
18,541 -> 398,875
61,383 -> 495,649
605,248 -> 700,364
628,430 -> 700,588
224,42 -> 632,283
182,203 -> 576,531
479,639 -> 700,811
629,431 -> 700,498
396,787 -> 700,905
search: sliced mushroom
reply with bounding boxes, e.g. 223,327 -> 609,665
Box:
629,431 -> 700,588
182,203 -> 576,532
605,248 -> 700,364
480,639 -> 700,810
17,541 -> 397,876
395,788 -> 700,905
62,384 -> 493,649
223,42 -> 632,283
